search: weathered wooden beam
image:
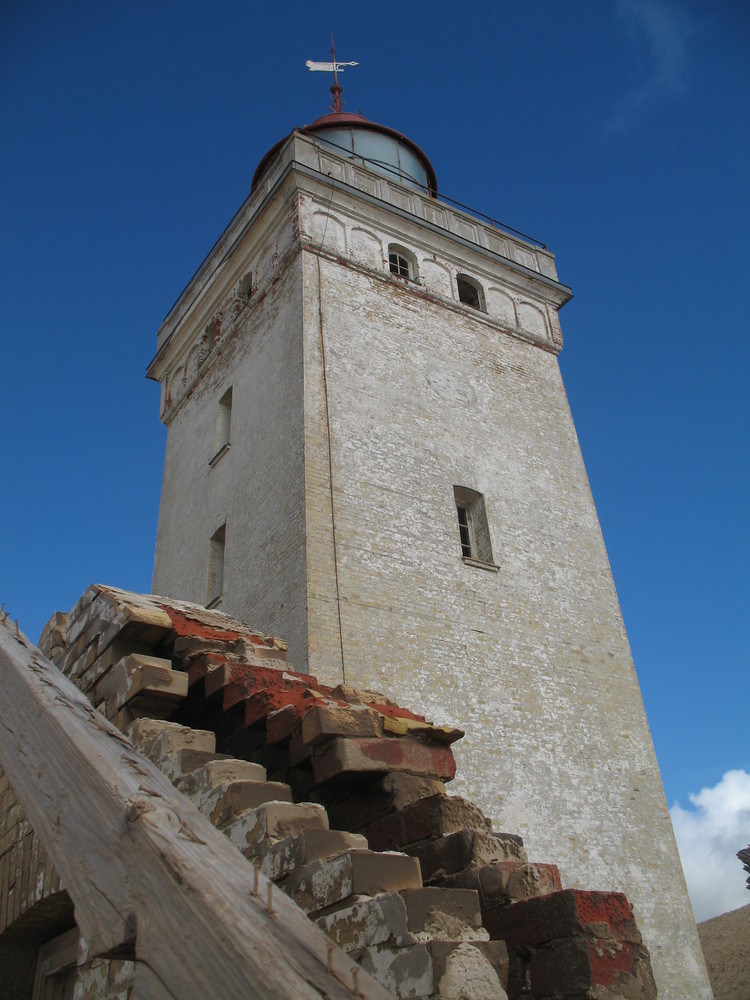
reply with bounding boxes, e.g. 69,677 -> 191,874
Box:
0,617 -> 392,1000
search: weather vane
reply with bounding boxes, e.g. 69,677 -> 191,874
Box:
306,33 -> 358,114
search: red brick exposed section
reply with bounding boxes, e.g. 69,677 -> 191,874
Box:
486,890 -> 656,999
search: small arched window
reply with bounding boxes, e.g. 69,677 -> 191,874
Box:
456,274 -> 484,311
388,245 -> 417,281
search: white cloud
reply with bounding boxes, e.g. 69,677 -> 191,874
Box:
605,0 -> 695,133
670,769 -> 750,922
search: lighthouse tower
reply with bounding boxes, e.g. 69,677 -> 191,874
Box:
148,82 -> 712,998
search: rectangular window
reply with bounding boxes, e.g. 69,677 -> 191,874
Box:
207,523 -> 226,608
210,387 -> 232,465
453,486 -> 497,568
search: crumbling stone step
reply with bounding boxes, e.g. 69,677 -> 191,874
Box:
407,829 -> 527,885
205,779 -> 294,829
94,653 -> 187,725
318,887 -> 487,953
174,758 -> 267,795
171,633 -> 288,681
223,800 -> 330,856
442,861 -> 561,911
365,794 -> 492,852
284,848 -> 422,916
312,737 -> 457,784
253,828 -> 369,882
325,774 -> 448,835
157,747 -> 231,783
353,938 -> 509,1000
203,661 -> 311,713
127,718 -> 216,763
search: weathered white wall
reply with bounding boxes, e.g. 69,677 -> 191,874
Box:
153,239 -> 309,662
302,248 -> 709,997
150,134 -> 712,998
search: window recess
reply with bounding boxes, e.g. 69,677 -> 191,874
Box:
453,486 -> 497,569
210,387 -> 233,466
206,523 -> 226,608
456,274 -> 485,311
388,245 -> 417,281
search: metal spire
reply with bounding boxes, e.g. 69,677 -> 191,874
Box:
306,33 -> 358,113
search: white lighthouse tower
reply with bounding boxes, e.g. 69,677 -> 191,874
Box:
148,74 -> 712,998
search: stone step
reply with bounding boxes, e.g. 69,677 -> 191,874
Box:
365,794 -> 492,852
253,828 -> 369,882
352,938 -> 509,1000
223,800 -> 330,856
407,829 -> 527,885
198,779 -> 294,829
127,718 -> 216,762
157,748 -> 231,783
312,736 -> 457,785
174,758 -> 268,796
317,887 -> 487,954
485,890 -> 655,999
284,848 -> 422,916
441,861 -> 561,910
95,653 -> 187,722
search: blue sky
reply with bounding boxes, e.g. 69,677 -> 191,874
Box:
1,1 -> 748,919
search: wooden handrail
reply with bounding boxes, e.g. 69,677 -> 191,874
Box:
0,616 -> 392,1000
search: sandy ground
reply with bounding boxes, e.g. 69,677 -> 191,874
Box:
698,902 -> 750,1000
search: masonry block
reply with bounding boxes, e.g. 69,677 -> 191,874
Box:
430,940 -> 509,998
301,703 -> 383,747
528,936 -> 656,998
95,654 -> 187,718
484,889 -> 643,950
157,748 -> 230,782
127,719 -> 215,762
401,887 -> 484,939
312,736 -> 457,784
366,794 -> 492,852
96,602 -> 172,654
353,942 -> 433,999
255,829 -> 368,882
381,716 -> 464,745
223,801 -> 329,855
318,891 -> 411,953
409,829 -> 521,884
501,862 -> 561,904
324,773 -> 448,834
266,704 -> 298,744
174,758 -> 267,797
285,849 -> 422,915
205,780 -> 294,829
319,886 -> 487,958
